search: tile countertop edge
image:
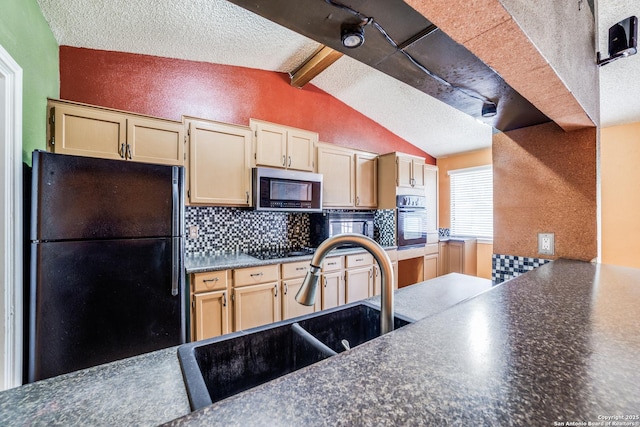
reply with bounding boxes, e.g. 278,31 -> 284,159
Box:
163,259 -> 640,426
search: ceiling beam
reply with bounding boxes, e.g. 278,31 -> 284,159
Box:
290,45 -> 343,88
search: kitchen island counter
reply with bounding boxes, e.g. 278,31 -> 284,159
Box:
0,272 -> 488,426
165,259 -> 640,426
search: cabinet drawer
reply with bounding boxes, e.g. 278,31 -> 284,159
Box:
425,243 -> 439,255
192,270 -> 228,293
281,260 -> 311,280
345,253 -> 373,268
321,256 -> 344,272
234,264 -> 279,286
385,249 -> 398,262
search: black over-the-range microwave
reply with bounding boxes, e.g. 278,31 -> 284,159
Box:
252,167 -> 323,212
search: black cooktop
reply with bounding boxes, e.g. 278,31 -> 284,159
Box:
247,247 -> 315,260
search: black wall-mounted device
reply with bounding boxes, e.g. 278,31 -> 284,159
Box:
597,16 -> 637,67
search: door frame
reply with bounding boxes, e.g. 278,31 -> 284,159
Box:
0,43 -> 23,390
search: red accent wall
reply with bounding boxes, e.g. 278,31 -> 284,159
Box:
59,46 -> 434,162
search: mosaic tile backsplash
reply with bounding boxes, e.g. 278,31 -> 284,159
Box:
185,206 -> 310,254
492,254 -> 552,284
185,206 -> 397,255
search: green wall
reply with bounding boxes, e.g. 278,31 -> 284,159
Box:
0,0 -> 59,165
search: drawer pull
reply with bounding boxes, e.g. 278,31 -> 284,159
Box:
250,272 -> 264,277
327,262 -> 337,266
203,278 -> 219,283
355,258 -> 364,262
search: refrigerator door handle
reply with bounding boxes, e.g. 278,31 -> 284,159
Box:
172,238 -> 180,296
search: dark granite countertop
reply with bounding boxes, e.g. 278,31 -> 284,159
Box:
0,347 -> 190,426
185,246 -> 398,274
165,259 -> 640,426
0,272 -> 488,426
4,260 -> 640,426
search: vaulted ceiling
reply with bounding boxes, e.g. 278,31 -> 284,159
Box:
35,0 -> 640,157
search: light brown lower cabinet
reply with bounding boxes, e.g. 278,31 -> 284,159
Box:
345,266 -> 373,303
281,260 -> 320,320
424,243 -> 440,281
319,271 -> 343,310
190,270 -> 230,341
193,290 -> 229,341
233,282 -> 281,331
233,264 -> 281,331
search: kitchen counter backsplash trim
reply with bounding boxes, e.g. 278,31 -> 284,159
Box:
492,253 -> 551,284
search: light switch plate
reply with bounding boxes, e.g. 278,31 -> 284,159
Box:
538,233 -> 555,255
188,225 -> 198,239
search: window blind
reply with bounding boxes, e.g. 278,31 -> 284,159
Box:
449,165 -> 493,239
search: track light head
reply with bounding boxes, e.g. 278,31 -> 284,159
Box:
482,102 -> 497,118
341,24 -> 365,48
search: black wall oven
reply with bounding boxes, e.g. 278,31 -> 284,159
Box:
396,195 -> 427,248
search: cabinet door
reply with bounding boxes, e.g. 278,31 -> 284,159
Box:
188,120 -> 252,206
287,129 -> 316,171
51,102 -> 126,160
448,241 -> 464,274
193,290 -> 230,341
345,267 -> 373,304
233,282 -> 281,331
282,278 -> 320,320
411,158 -> 426,188
254,122 -> 288,168
317,145 -> 354,207
396,156 -> 413,187
128,116 -> 184,166
424,254 -> 439,280
439,242 -> 449,276
424,165 -> 439,242
373,262 -> 398,295
321,271 -> 345,310
355,153 -> 378,208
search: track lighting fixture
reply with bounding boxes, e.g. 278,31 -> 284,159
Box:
481,102 -> 497,118
341,24 -> 365,48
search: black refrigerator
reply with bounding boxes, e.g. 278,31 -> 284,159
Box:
28,151 -> 186,382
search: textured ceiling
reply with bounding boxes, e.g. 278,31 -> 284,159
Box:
598,1 -> 640,127
35,0 -> 492,158
35,0 -> 640,157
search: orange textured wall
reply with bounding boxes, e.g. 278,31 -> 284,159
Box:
493,122 -> 597,261
436,148 -> 492,228
601,122 -> 640,268
59,46 -> 433,162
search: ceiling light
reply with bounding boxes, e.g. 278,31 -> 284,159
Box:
341,25 -> 365,48
481,102 -> 497,118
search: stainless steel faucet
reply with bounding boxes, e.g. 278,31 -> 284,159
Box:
295,233 -> 395,334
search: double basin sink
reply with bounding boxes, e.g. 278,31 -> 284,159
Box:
178,301 -> 413,411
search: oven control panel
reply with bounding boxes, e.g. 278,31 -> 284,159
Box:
396,195 -> 425,208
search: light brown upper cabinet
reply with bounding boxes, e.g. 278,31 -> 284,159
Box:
355,152 -> 378,208
317,143 -> 354,207
250,119 -> 317,172
47,99 -> 184,166
378,152 -> 428,209
186,118 -> 252,206
396,154 -> 425,189
316,142 -> 378,209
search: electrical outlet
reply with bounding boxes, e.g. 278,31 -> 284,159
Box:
538,233 -> 555,255
188,225 -> 198,239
